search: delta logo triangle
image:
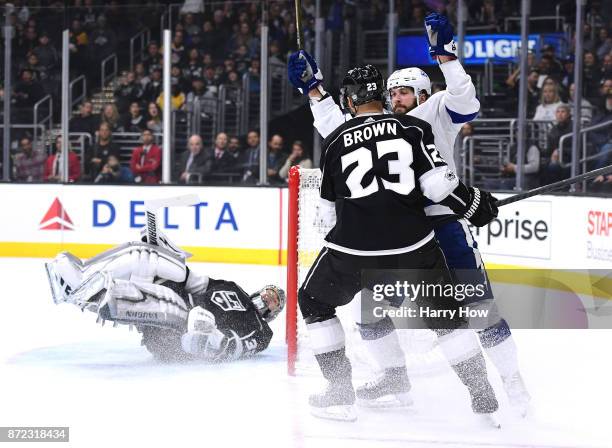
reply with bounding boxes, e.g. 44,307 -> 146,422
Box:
39,197 -> 75,231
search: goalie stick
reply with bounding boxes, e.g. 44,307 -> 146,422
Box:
144,194 -> 200,246
435,164 -> 612,228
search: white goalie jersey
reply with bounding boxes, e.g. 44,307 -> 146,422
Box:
311,60 -> 480,217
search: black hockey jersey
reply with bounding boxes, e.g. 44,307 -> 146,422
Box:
320,113 -> 459,254
192,279 -> 273,361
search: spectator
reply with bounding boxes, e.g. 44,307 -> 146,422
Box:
202,66 -> 219,94
601,53 -> 612,79
100,104 -> 121,132
89,15 -> 116,65
176,134 -> 211,183
70,100 -> 98,136
143,41 -> 162,75
186,76 -> 210,104
134,62 -> 150,90
114,71 -> 144,114
32,31 -> 59,74
20,52 -> 45,83
121,101 -> 147,133
171,65 -> 189,93
496,143 -> 541,190
130,129 -> 162,184
266,134 -> 287,184
533,81 -> 564,121
44,136 -> 81,182
596,78 -> 612,113
69,18 -> 89,70
583,51 -> 602,102
156,83 -> 186,111
507,68 -> 540,117
15,26 -> 38,61
183,48 -> 203,81
89,122 -> 120,178
13,68 -> 44,114
240,130 -> 260,183
146,102 -> 163,133
171,30 -> 186,65
143,67 -> 163,103
596,27 -> 612,60
13,136 -> 46,182
94,154 -> 133,184
233,44 -> 251,74
560,55 -> 574,90
569,82 -> 594,124
227,136 -> 242,163
543,104 -> 573,183
279,141 -> 313,180
210,132 -> 234,173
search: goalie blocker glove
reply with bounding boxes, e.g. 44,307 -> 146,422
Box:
425,13 -> 458,59
288,50 -> 324,95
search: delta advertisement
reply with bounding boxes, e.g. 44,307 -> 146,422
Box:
0,184 -> 609,269
396,33 -> 565,66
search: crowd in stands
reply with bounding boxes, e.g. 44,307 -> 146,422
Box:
12,116 -> 314,186
3,0 -> 611,192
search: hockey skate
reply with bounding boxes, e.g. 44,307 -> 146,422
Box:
356,367 -> 413,408
309,382 -> 357,422
471,381 -> 501,429
503,372 -> 531,417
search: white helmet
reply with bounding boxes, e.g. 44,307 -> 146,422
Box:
386,68 -> 432,105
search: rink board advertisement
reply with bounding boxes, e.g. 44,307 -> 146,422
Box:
0,184 -> 610,268
0,184 -> 286,265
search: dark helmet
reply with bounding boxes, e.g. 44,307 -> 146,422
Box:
340,64 -> 385,112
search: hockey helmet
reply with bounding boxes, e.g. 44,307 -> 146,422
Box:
386,67 -> 432,105
340,64 -> 385,113
250,285 -> 286,322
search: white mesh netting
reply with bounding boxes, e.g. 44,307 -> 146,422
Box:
292,168 -> 446,378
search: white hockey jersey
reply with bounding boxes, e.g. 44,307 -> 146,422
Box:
310,60 -> 480,216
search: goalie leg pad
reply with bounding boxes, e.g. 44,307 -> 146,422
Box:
98,279 -> 189,331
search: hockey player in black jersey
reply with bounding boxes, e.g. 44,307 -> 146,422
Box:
298,64 -> 500,422
46,240 -> 284,363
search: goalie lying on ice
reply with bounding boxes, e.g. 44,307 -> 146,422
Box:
45,241 -> 285,362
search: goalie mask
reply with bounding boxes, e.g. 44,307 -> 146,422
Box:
386,67 -> 432,109
340,64 -> 385,115
250,285 -> 286,322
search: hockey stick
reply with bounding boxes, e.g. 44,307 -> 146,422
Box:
144,194 -> 200,245
435,165 -> 612,227
294,0 -> 304,50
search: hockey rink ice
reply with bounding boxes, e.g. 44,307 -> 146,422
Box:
0,257 -> 610,448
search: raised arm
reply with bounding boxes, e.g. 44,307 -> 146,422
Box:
288,50 -> 349,139
425,13 -> 480,123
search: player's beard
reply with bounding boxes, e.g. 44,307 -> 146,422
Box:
392,101 -> 417,114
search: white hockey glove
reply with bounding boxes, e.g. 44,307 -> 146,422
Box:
181,306 -> 231,360
187,306 -> 216,334
313,198 -> 336,230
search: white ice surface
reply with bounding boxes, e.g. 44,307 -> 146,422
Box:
0,257 -> 610,448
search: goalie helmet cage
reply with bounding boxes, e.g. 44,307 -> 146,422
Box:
286,166 -> 445,377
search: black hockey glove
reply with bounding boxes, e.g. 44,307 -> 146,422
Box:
463,187 -> 498,227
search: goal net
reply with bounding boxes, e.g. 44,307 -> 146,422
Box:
286,166 -> 446,377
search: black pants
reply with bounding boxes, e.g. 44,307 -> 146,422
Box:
298,239 -> 467,331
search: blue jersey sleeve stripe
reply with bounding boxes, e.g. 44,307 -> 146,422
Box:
445,107 -> 479,124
